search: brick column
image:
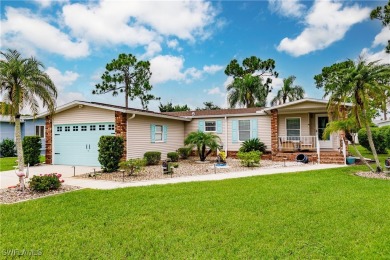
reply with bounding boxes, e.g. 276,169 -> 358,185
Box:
115,112 -> 127,160
45,115 -> 53,164
271,109 -> 278,155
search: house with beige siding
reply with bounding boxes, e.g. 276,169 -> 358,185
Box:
41,98 -> 347,167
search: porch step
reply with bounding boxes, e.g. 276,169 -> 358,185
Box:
273,151 -> 345,164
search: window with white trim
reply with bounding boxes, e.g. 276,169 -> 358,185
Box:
108,124 -> 115,131
205,121 -> 216,132
155,125 -> 163,142
81,126 -> 87,131
65,126 -> 70,132
35,125 -> 45,138
73,126 -> 78,131
286,118 -> 300,137
99,125 -> 105,131
57,126 -> 62,132
90,125 -> 96,131
239,120 -> 250,141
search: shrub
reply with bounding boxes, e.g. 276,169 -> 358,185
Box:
23,136 -> 41,165
29,173 -> 63,192
358,128 -> 388,154
98,136 -> 124,172
0,138 -> 16,157
218,150 -> 226,162
167,152 -> 179,162
380,126 -> 390,149
119,158 -> 146,176
144,151 -> 161,165
239,138 -> 266,153
237,151 -> 262,167
177,147 -> 192,159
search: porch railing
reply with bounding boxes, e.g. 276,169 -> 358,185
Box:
278,136 -> 318,152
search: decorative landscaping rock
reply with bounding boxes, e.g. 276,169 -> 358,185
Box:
0,185 -> 82,204
76,157 -> 307,183
355,172 -> 390,180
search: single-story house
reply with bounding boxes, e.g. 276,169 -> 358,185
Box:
39,98 -> 347,167
376,119 -> 390,127
0,115 -> 46,155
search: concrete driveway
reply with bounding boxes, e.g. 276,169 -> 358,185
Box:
0,164 -> 98,189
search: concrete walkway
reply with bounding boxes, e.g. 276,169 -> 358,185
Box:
1,163 -> 346,190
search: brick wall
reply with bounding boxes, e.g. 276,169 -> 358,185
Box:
115,112 -> 127,160
45,116 -> 52,164
271,109 -> 278,155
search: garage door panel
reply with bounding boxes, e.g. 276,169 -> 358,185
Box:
54,123 -> 115,166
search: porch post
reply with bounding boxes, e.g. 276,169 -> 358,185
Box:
271,109 -> 278,155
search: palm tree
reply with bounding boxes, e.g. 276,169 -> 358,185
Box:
0,49 -> 57,177
316,57 -> 390,172
227,74 -> 268,108
184,131 -> 221,161
271,76 -> 305,106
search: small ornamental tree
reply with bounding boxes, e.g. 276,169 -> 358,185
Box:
98,136 -> 124,172
22,136 -> 41,166
184,131 -> 221,161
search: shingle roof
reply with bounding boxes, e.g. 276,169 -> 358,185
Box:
163,107 -> 263,117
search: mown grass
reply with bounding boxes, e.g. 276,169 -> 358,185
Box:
0,156 -> 45,172
1,165 -> 389,259
348,144 -> 389,165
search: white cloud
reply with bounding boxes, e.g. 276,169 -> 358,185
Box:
140,42 -> 162,59
372,27 -> 390,48
56,92 -> 86,106
150,55 -> 185,84
203,65 -> 223,74
62,0 -> 217,49
223,76 -> 234,89
277,0 -> 370,57
206,87 -> 225,97
45,67 -> 79,91
360,48 -> 389,65
268,0 -> 306,18
150,55 -> 223,84
167,39 -> 179,49
32,0 -> 68,8
0,7 -> 89,58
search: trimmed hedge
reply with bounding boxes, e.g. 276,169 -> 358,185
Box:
23,136 -> 41,165
177,147 -> 192,159
0,138 -> 16,157
144,151 -> 161,165
167,152 -> 179,162
98,136 -> 124,172
237,151 -> 262,167
357,127 -> 388,154
29,173 -> 62,192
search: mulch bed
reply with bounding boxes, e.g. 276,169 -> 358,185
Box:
76,157 -> 308,183
0,185 -> 83,204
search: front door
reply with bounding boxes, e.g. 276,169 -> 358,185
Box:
316,115 -> 332,149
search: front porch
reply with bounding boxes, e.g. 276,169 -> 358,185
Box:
267,99 -> 348,164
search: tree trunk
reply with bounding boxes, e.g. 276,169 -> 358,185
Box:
362,109 -> 382,173
15,114 -> 24,172
125,87 -> 129,108
351,142 -> 375,172
201,144 -> 206,161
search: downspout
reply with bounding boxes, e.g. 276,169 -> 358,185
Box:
225,116 -> 228,158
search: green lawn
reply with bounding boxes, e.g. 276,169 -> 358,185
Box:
1,165 -> 389,259
348,144 -> 389,164
0,156 -> 45,172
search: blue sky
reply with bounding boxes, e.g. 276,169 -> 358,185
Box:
1,0 -> 389,112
